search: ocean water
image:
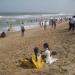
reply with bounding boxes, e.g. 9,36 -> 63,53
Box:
0,13 -> 72,33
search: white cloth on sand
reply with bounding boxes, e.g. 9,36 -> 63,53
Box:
45,49 -> 58,64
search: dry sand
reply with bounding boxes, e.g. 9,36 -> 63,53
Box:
0,22 -> 75,75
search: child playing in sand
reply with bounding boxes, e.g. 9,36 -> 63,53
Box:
43,43 -> 58,64
33,47 -> 41,62
32,47 -> 44,69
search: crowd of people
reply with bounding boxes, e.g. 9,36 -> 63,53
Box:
39,16 -> 75,31
39,18 -> 66,30
0,16 -> 75,38
39,19 -> 57,30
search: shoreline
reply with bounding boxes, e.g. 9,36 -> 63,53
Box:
0,21 -> 50,33
0,23 -> 39,33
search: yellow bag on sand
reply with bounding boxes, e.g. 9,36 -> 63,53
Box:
32,55 -> 44,69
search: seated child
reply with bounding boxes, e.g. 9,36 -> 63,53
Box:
43,43 -> 58,64
32,47 -> 44,69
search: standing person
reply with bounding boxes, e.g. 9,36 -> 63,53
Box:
60,18 -> 62,23
49,19 -> 51,26
21,25 -> 25,36
72,16 -> 75,31
51,19 -> 56,29
68,16 -> 75,31
68,18 -> 73,31
41,21 -> 43,27
51,19 -> 54,28
53,19 -> 57,29
44,21 -> 47,30
39,20 -> 41,27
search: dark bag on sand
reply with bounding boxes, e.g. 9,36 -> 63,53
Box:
0,32 -> 6,38
51,51 -> 57,55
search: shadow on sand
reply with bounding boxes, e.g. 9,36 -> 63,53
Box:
70,32 -> 75,35
18,64 -> 35,69
17,59 -> 36,69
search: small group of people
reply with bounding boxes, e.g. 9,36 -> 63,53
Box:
39,19 -> 57,30
68,16 -> 75,31
19,44 -> 58,69
39,21 -> 47,30
33,43 -> 58,64
51,19 -> 57,29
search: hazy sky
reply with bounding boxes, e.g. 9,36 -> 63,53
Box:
0,0 -> 75,13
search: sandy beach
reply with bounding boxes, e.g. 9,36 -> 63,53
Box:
0,22 -> 75,75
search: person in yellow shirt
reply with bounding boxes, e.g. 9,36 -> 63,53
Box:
32,47 -> 44,69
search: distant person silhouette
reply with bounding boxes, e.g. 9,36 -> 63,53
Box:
49,19 -> 51,26
39,20 -> 42,27
21,25 -> 25,36
72,16 -> 75,31
44,21 -> 47,30
41,22 -> 43,27
51,19 -> 56,29
68,16 -> 75,31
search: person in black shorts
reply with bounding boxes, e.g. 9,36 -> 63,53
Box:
21,25 -> 25,36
